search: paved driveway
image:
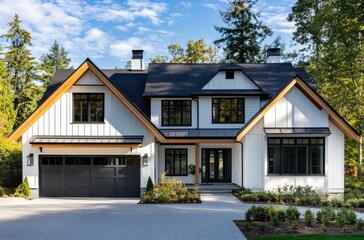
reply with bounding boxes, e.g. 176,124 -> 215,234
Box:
0,193 -> 247,240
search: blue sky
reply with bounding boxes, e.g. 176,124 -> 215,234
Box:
0,0 -> 297,69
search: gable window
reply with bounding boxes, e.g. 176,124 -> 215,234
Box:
226,70 -> 234,79
162,100 -> 191,126
212,98 -> 244,123
268,138 -> 324,175
165,149 -> 188,176
73,93 -> 104,123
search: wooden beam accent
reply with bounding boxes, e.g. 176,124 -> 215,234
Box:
31,144 -> 141,148
9,62 -> 89,142
236,79 -> 297,141
194,143 -> 200,184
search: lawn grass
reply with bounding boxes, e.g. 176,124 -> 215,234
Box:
255,234 -> 364,240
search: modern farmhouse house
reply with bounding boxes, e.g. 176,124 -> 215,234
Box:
9,50 -> 359,198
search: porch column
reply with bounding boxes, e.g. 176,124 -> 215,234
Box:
194,143 -> 200,184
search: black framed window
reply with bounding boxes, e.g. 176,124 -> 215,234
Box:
268,138 -> 325,175
226,70 -> 234,79
165,149 -> 188,176
162,100 -> 191,126
212,98 -> 244,123
73,93 -> 104,123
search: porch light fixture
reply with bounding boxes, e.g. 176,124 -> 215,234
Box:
142,153 -> 149,166
27,154 -> 34,166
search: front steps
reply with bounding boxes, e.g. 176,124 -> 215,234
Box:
187,183 -> 242,193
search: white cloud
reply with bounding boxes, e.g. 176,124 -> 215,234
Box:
180,1 -> 193,8
202,3 -> 219,11
109,37 -> 153,59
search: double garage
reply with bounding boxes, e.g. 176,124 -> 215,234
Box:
39,155 -> 141,197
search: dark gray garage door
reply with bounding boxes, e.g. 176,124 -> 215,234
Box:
40,155 -> 140,197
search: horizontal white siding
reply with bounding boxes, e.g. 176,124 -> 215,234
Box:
199,96 -> 260,129
264,86 -> 329,128
150,98 -> 197,128
22,71 -> 156,193
202,71 -> 259,90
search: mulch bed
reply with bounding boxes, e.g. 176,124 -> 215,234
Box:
234,220 -> 364,239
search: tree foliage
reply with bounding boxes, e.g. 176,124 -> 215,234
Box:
288,0 -> 364,172
38,40 -> 72,88
2,14 -> 42,128
214,0 -> 272,63
150,39 -> 218,63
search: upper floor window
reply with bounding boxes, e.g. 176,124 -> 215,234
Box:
73,93 -> 104,123
226,70 -> 234,79
212,98 -> 244,123
268,138 -> 325,175
162,100 -> 191,126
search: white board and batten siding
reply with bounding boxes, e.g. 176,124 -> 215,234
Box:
150,98 -> 198,128
22,70 -> 156,190
202,71 -> 259,90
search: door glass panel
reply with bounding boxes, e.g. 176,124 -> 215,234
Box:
209,151 -> 215,180
218,150 -> 224,180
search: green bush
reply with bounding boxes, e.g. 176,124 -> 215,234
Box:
14,177 -> 30,198
330,198 -> 344,207
304,208 -> 314,227
0,186 -> 5,197
318,206 -> 336,226
146,176 -> 154,193
286,206 -> 301,221
268,206 -> 286,226
336,209 -> 349,228
245,205 -> 269,222
355,219 -> 364,230
140,173 -> 200,204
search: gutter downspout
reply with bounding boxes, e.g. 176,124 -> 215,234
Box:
192,97 -> 199,129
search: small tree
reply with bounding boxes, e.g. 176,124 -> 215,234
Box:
146,176 -> 154,193
14,176 -> 30,198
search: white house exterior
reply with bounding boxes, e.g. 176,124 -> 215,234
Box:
9,51 -> 359,198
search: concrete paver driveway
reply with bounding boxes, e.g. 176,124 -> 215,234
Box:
0,193 -> 246,240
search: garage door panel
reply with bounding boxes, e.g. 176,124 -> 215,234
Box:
40,155 -> 140,197
41,166 -> 63,176
93,167 -> 115,176
65,177 -> 90,187
42,177 -> 64,186
65,166 -> 90,176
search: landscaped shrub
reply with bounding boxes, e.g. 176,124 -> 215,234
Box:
140,173 -> 200,204
14,177 -> 30,198
355,219 -> 364,230
317,206 -> 336,226
286,206 -> 301,221
268,206 -> 286,226
245,205 -> 270,222
146,176 -> 154,193
304,208 -> 314,227
0,186 -> 5,197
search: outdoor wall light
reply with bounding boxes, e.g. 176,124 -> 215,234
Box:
27,153 -> 34,166
142,153 -> 149,166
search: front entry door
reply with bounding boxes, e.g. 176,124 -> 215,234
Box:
202,149 -> 232,183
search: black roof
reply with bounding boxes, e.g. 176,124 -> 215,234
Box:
41,62 -> 312,124
143,63 -> 312,97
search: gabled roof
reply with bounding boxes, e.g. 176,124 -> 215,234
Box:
236,76 -> 359,141
8,59 -> 164,142
143,63 -> 313,97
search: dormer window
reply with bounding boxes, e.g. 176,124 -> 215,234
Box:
73,93 -> 104,123
226,70 -> 234,79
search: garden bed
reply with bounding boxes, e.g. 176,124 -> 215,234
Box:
235,220 -> 364,239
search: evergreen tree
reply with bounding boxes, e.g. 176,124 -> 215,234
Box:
0,45 -> 16,136
2,14 -> 42,129
38,40 -> 72,88
214,0 -> 272,63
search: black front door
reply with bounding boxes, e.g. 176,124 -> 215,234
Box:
201,149 -> 232,183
